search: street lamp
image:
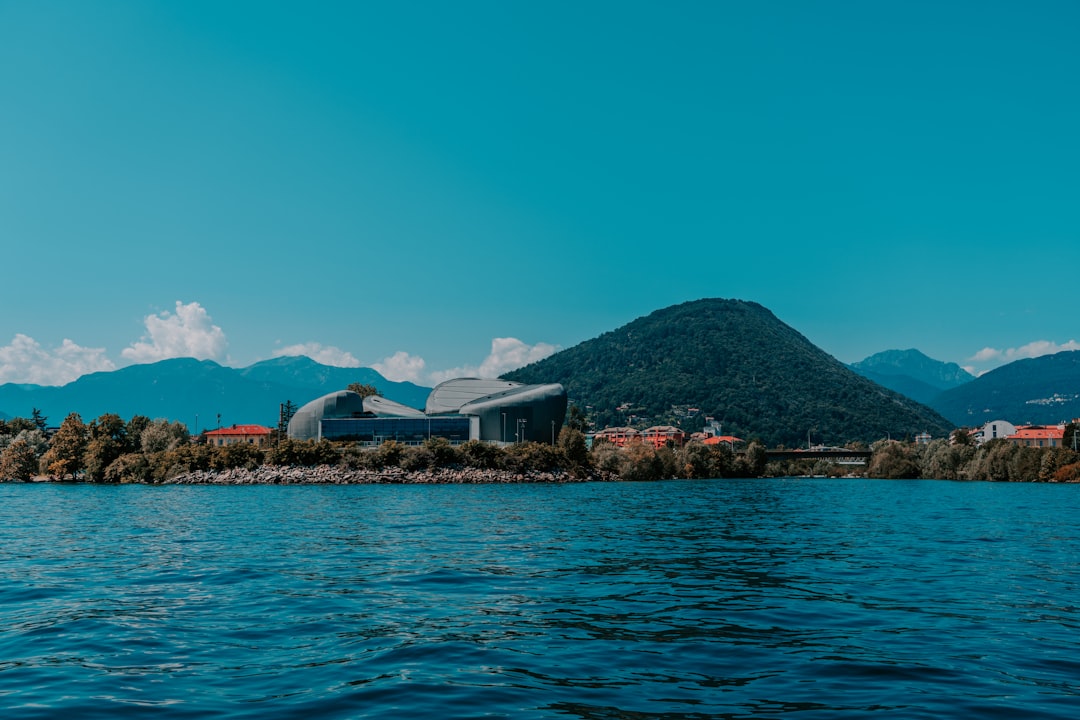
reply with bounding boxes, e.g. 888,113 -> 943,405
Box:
502,412 -> 506,443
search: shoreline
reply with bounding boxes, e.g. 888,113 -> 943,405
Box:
161,465 -> 614,485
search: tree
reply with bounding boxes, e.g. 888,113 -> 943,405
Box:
140,419 -> 190,454
6,417 -> 34,435
104,453 -> 151,483
565,404 -> 589,432
347,383 -> 380,398
1063,422 -> 1080,453
952,428 -> 974,446
31,408 -> 48,433
85,413 -> 129,482
742,441 -> 768,477
0,438 -> 38,481
867,441 -> 920,479
40,412 -> 88,479
126,416 -> 152,449
557,427 -> 591,477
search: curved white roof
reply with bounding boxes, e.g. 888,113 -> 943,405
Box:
425,378 -> 525,414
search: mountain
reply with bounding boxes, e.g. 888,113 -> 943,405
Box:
502,298 -> 953,447
930,351 -> 1080,427
0,356 -> 431,429
849,349 -> 974,405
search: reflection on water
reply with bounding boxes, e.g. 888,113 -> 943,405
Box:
0,479 -> 1078,718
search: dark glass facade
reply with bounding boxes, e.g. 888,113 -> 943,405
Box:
320,417 -> 472,444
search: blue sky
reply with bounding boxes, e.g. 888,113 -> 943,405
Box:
2,1 -> 1078,386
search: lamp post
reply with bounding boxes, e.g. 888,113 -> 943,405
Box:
502,412 -> 506,443
551,420 -> 555,445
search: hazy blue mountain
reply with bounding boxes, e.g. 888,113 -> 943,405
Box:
849,349 -> 974,405
503,298 -> 953,447
930,351 -> 1080,426
0,356 -> 431,429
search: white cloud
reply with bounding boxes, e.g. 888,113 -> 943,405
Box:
967,339 -> 1080,374
428,337 -> 559,385
121,301 -> 227,364
0,334 -> 115,386
272,342 -> 361,368
372,351 -> 426,383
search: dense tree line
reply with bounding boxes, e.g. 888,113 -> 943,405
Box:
862,436 -> 1080,482
3,410 -> 1077,483
0,409 -> 767,483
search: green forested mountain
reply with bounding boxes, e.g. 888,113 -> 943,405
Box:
503,299 -> 953,447
931,351 -> 1080,427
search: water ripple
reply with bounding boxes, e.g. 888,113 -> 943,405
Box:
0,479 -> 1078,718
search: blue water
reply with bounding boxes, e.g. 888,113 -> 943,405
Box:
1,479 -> 1078,719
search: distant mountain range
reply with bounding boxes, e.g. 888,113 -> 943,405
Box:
5,301 -> 1078,437
503,298 -> 953,447
930,351 -> 1080,427
848,347 -> 1080,427
0,356 -> 430,430
849,349 -> 974,405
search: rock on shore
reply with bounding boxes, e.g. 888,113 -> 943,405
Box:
164,465 -> 612,485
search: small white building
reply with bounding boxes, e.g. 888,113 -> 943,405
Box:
976,420 -> 1018,444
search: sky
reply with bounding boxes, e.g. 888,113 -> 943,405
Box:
1,1 -> 1078,387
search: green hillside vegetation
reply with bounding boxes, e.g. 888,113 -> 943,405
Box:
503,299 -> 953,447
932,351 -> 1080,426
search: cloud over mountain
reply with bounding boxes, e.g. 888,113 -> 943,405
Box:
0,334 -> 115,386
967,340 -> 1080,375
272,342 -> 361,368
122,301 -> 228,364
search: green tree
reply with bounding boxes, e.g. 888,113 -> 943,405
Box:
6,417 -> 35,435
0,438 -> 38,481
347,383 -> 380,398
459,439 -> 504,469
211,442 -> 264,471
85,413 -> 129,482
1062,422 -> 1080,453
951,428 -> 975,446
104,453 -> 151,484
867,441 -> 920,479
742,441 -> 768,477
140,419 -> 190,454
556,427 -> 591,477
31,408 -> 48,433
565,404 -> 589,432
125,416 -> 152,450
423,437 -> 461,467
40,412 -> 88,479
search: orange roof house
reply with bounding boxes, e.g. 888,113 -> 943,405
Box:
703,434 -> 743,447
1006,425 -> 1064,448
205,424 -> 272,447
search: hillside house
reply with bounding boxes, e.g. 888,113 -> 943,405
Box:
592,427 -> 640,447
641,425 -> 686,448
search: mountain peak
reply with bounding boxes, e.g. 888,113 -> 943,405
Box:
504,298 -> 951,446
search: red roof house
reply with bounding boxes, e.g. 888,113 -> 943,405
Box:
205,424 -> 272,447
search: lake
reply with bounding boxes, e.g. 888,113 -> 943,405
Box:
1,478 -> 1078,718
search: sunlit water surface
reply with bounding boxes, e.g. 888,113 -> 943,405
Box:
1,479 -> 1078,719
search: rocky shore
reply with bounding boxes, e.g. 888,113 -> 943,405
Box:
164,465 -> 612,485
